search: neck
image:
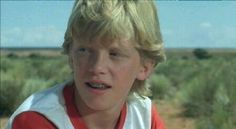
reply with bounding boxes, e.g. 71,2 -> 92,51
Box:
74,90 -> 125,129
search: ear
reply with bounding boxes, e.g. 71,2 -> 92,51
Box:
136,60 -> 155,81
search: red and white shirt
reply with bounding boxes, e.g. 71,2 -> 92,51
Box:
6,83 -> 166,129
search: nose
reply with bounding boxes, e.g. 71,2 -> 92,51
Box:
88,53 -> 108,75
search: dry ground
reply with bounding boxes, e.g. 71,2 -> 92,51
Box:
0,101 -> 195,129
156,100 -> 195,129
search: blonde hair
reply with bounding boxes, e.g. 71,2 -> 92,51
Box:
63,0 -> 165,97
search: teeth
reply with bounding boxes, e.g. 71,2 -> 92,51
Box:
88,83 -> 107,89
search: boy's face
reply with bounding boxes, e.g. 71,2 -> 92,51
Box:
69,36 -> 153,111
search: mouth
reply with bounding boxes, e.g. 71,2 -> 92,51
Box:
85,82 -> 112,90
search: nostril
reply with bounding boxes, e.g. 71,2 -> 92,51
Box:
88,66 -> 106,75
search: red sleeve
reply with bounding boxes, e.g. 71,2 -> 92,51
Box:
12,111 -> 57,129
151,105 -> 166,129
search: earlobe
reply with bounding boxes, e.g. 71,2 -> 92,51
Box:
136,61 -> 155,80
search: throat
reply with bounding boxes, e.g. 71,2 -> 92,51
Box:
74,89 -> 125,129
79,109 -> 122,129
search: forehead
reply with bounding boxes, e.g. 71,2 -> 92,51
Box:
73,35 -> 136,49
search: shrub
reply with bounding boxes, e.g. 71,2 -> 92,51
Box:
7,53 -> 18,58
149,74 -> 174,99
0,56 -> 71,115
176,57 -> 236,128
196,86 -> 236,129
28,53 -> 41,58
193,48 -> 211,59
180,76 -> 216,117
20,78 -> 53,99
0,71 -> 24,115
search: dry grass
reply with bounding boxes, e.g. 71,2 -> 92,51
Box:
0,117 -> 8,129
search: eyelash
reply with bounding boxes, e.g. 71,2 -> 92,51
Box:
76,48 -> 124,58
109,52 -> 119,57
77,47 -> 90,55
78,48 -> 87,52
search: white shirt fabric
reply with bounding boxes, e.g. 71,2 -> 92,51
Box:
6,83 -> 152,129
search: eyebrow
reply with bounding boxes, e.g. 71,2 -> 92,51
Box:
109,44 -> 134,55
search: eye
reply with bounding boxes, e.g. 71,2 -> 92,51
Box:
109,52 -> 119,57
109,49 -> 129,59
76,47 -> 90,55
78,48 -> 87,52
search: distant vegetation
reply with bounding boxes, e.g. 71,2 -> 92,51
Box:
150,48 -> 236,129
193,48 -> 211,59
1,48 -> 236,129
0,53 -> 71,115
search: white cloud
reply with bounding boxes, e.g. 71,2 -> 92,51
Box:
1,26 -> 64,47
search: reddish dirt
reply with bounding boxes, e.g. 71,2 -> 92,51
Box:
155,100 -> 195,129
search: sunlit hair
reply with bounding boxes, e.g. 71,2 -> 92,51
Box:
63,0 -> 166,97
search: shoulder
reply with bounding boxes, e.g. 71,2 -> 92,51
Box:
126,95 -> 152,121
124,95 -> 152,129
12,111 -> 57,129
127,95 -> 152,114
125,95 -> 166,129
6,83 -> 67,129
127,95 -> 152,109
19,83 -> 65,110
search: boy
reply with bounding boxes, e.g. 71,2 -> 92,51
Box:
6,0 -> 166,129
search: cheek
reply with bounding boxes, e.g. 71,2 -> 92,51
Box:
71,58 -> 87,77
114,63 -> 140,86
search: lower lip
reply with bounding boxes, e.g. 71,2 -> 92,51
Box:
86,86 -> 110,95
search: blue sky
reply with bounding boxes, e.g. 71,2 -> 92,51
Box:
1,1 -> 236,48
